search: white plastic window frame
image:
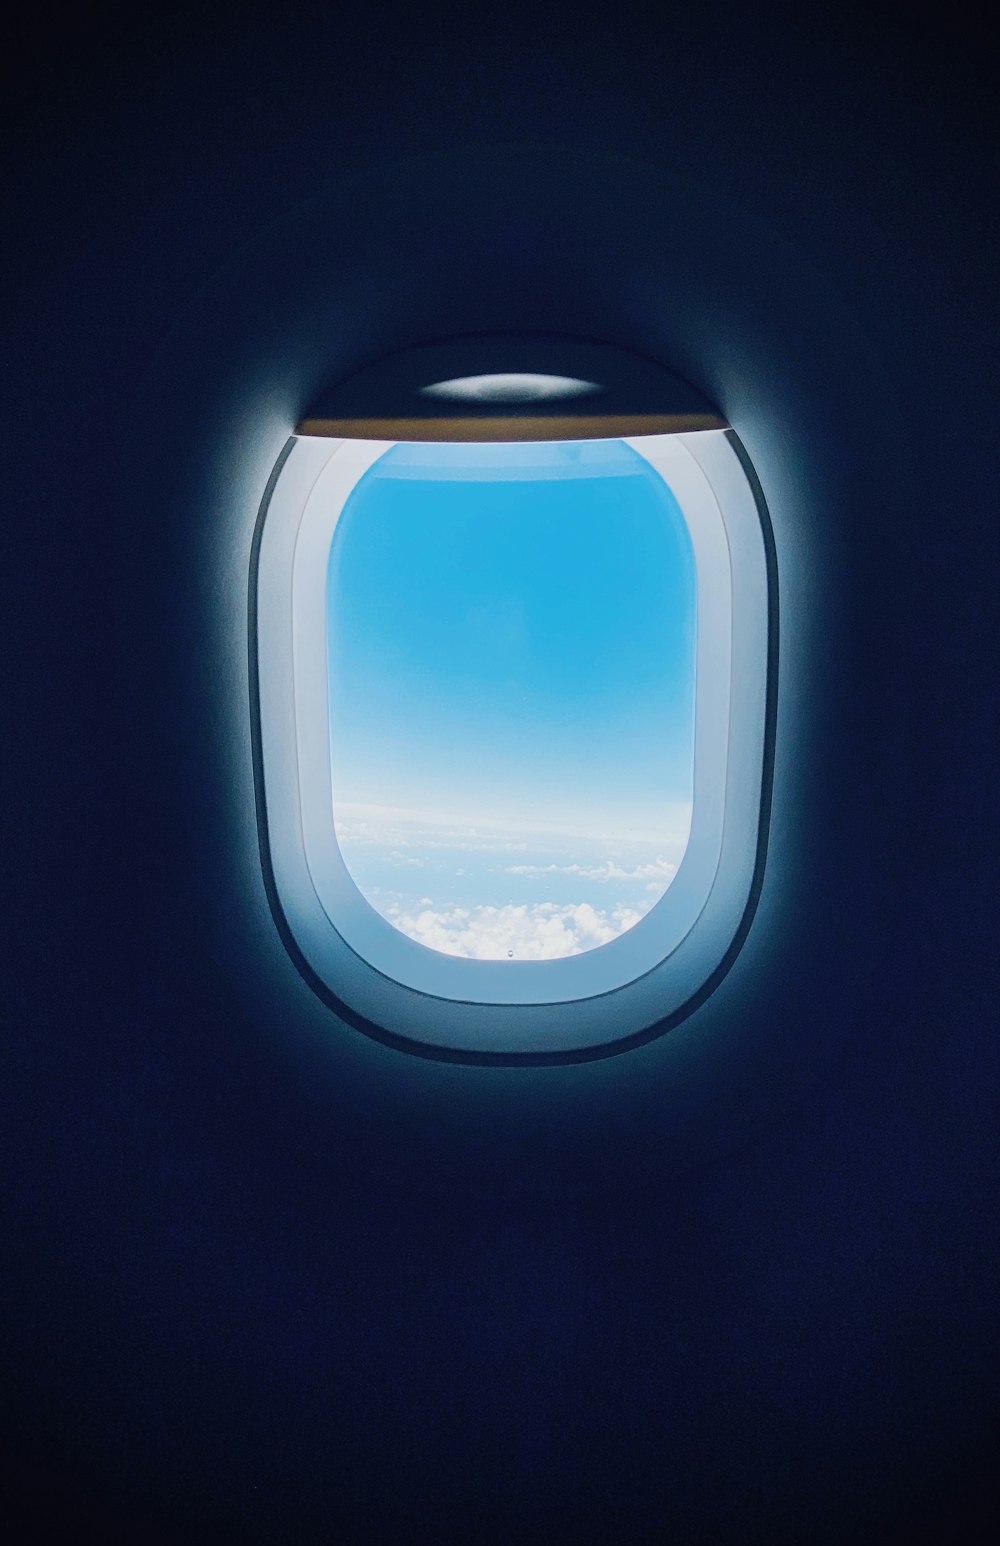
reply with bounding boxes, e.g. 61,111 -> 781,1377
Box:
251,429 -> 774,1059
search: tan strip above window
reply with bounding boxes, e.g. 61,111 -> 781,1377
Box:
295,413 -> 727,442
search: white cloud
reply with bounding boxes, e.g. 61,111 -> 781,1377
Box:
382,898 -> 652,961
505,856 -> 678,884
336,813 -> 529,855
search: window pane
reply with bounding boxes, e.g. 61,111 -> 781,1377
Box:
327,439 -> 695,960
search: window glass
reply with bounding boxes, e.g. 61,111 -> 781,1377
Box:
326,439 -> 696,961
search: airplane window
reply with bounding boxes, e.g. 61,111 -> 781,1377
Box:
253,425 -> 772,1057
327,439 -> 695,963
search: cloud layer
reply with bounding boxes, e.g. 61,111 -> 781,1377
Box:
336,802 -> 690,960
505,856 -> 677,883
383,899 -> 652,960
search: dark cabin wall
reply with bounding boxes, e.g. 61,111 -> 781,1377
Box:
3,7 -> 997,1543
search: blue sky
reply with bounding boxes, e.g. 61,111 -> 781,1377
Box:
326,438 -> 695,959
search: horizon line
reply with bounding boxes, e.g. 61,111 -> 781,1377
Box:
333,797 -> 693,847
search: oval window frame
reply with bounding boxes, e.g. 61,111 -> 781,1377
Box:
251,426 -> 775,1059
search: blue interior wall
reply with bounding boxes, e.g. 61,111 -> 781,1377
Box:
2,8 -> 997,1542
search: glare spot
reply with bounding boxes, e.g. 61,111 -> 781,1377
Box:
419,372 -> 602,404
